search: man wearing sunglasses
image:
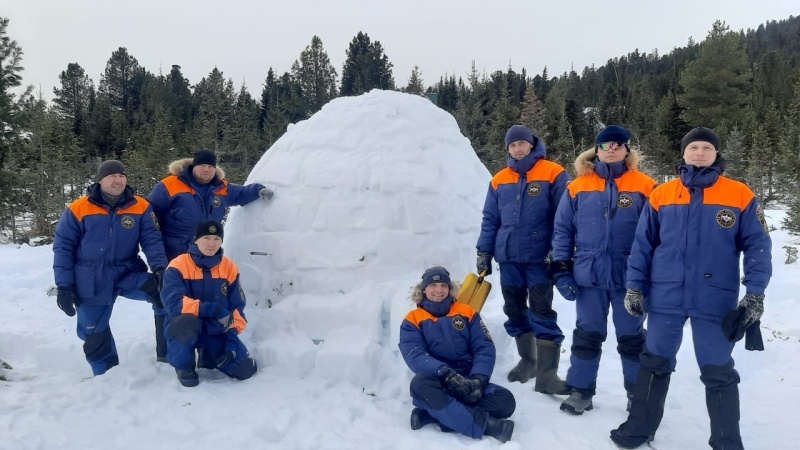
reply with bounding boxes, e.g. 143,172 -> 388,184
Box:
551,125 -> 656,415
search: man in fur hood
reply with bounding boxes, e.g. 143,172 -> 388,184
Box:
551,125 -> 656,415
399,266 -> 516,443
147,149 -> 273,261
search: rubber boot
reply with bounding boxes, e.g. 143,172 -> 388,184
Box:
507,332 -> 538,383
176,368 -> 199,387
484,416 -> 514,443
610,367 -> 670,448
706,386 -> 743,450
534,339 -> 570,395
410,407 -> 436,430
154,314 -> 167,363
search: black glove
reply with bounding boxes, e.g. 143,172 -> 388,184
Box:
215,330 -> 238,368
476,252 -> 493,276
439,367 -> 471,400
624,288 -> 644,316
154,270 -> 164,292
738,293 -> 764,328
552,260 -> 578,301
57,286 -> 79,317
462,374 -> 489,404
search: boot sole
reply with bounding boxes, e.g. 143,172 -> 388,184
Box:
560,402 -> 593,415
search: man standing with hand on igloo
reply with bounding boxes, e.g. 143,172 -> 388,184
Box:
476,124 -> 571,395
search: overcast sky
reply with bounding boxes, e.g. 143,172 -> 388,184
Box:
2,0 -> 797,100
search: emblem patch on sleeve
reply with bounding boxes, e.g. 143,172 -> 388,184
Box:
221,281 -> 228,296
121,216 -> 135,228
756,206 -> 769,233
150,211 -> 160,230
480,320 -> 492,341
452,315 -> 466,331
716,209 -> 736,228
239,285 -> 246,301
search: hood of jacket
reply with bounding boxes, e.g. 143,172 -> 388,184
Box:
574,148 -> 643,177
409,280 -> 461,304
168,157 -> 227,180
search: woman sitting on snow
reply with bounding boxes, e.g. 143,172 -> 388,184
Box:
160,220 -> 257,387
398,266 -> 516,443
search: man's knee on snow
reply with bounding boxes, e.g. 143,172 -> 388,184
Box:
84,328 -> 113,361
410,373 -> 449,410
227,357 -> 257,380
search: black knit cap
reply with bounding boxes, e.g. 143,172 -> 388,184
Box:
192,149 -> 217,167
681,127 -> 720,152
96,160 -> 126,181
421,266 -> 451,291
194,220 -> 224,241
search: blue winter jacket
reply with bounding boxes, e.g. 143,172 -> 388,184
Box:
53,184 -> 167,303
399,294 -> 495,379
161,244 -> 248,335
147,159 -> 263,259
477,140 -> 569,263
552,150 -> 656,290
626,161 -> 772,319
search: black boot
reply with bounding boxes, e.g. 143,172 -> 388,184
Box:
706,385 -> 743,450
610,367 -> 670,448
534,339 -> 570,395
410,408 -> 436,430
484,416 -> 514,443
154,314 -> 167,362
508,332 -> 538,383
176,368 -> 199,387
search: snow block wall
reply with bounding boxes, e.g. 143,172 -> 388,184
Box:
224,90 -> 490,383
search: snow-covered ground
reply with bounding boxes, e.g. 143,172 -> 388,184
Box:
0,91 -> 796,449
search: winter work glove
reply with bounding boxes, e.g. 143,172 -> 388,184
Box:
56,286 -> 79,317
259,187 -> 274,200
198,303 -> 234,331
738,293 -> 765,328
438,367 -> 472,400
476,252 -> 493,276
624,289 -> 644,316
552,260 -> 578,301
215,330 -> 239,368
462,374 -> 489,404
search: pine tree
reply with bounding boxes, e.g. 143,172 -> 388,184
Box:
291,36 -> 337,114
519,80 -> 547,140
679,21 -> 752,128
402,65 -> 425,95
52,63 -> 93,139
340,32 -> 395,96
779,74 -> 800,234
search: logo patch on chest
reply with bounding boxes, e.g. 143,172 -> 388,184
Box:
120,216 -> 135,228
527,183 -> 542,197
616,194 -> 633,208
212,196 -> 221,208
716,209 -> 736,228
452,315 -> 466,331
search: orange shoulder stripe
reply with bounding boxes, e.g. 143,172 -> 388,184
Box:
449,302 -> 477,320
702,177 -> 753,210
162,176 -> 194,197
68,197 -> 108,222
213,180 -> 229,196
648,179 -> 688,211
213,257 -> 239,284
567,174 -> 604,197
616,171 -> 657,196
118,196 -> 150,215
527,159 -> 565,183
404,308 -> 437,328
169,254 -> 203,280
490,168 -> 519,190
231,309 -> 246,334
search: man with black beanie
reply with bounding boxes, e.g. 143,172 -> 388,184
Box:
610,127 -> 772,449
53,160 -> 169,375
147,149 -> 275,261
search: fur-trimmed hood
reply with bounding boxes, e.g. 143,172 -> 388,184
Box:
168,157 -> 226,180
574,148 -> 643,177
409,281 -> 461,304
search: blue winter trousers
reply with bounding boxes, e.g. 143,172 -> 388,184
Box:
498,262 -> 563,343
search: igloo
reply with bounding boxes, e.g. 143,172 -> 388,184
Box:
224,90 -> 491,383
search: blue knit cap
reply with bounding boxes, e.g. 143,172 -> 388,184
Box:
504,125 -> 535,148
595,125 -> 630,145
421,266 -> 451,291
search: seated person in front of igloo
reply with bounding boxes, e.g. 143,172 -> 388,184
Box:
160,220 -> 257,387
399,266 -> 516,443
